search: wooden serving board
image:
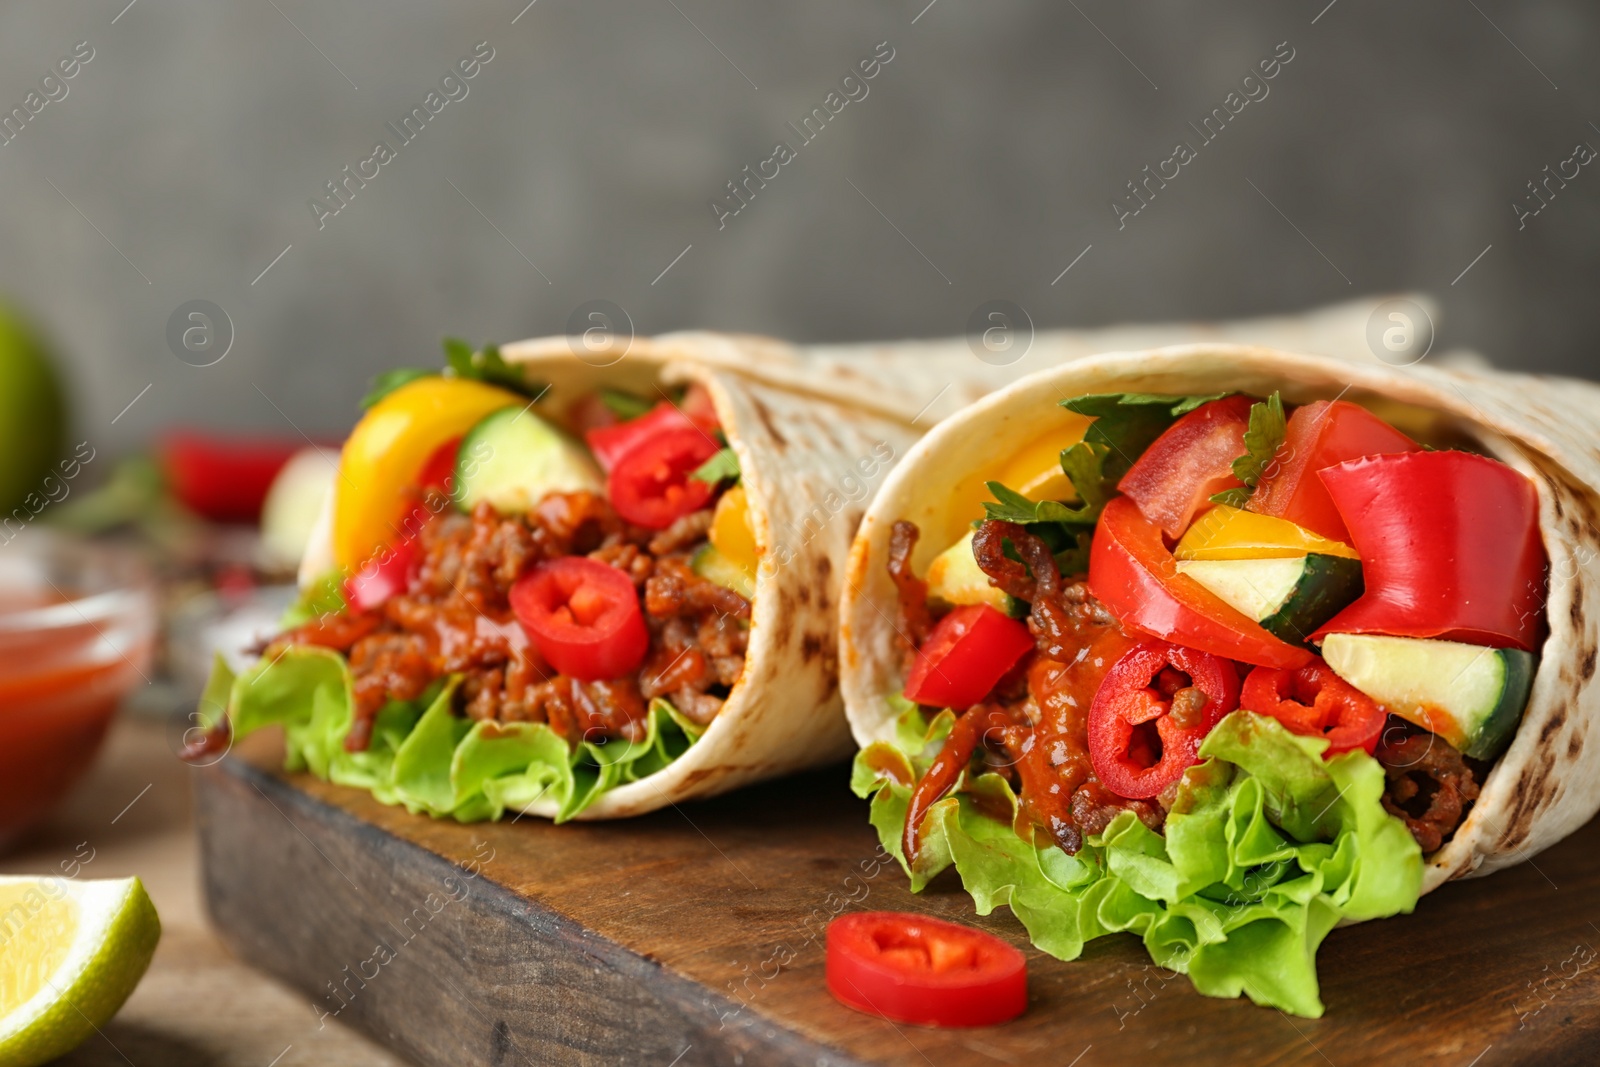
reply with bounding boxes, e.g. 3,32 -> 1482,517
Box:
197,732 -> 1600,1066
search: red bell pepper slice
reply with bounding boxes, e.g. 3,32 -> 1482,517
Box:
341,438 -> 460,612
343,536 -> 419,614
1087,640 -> 1239,799
415,435 -> 461,494
1118,395 -> 1254,538
1246,400 -> 1418,542
826,911 -> 1027,1028
1089,496 -> 1314,670
606,426 -> 722,529
584,396 -> 719,473
902,604 -> 1035,711
1311,450 -> 1546,651
1240,661 -> 1385,755
509,557 -> 650,680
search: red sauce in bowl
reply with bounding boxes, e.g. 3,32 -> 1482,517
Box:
0,547 -> 154,847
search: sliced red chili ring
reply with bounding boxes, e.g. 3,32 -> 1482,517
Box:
509,557 -> 649,680
826,911 -> 1028,1028
605,426 -> 721,530
1239,661 -> 1386,756
584,398 -> 719,473
1087,640 -> 1239,799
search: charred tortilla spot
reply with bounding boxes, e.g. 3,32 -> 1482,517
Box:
817,556 -> 832,581
750,395 -> 789,448
1582,646 -> 1597,682
1569,732 -> 1585,759
772,600 -> 796,647
802,631 -> 836,671
797,585 -> 811,605
1502,759 -> 1555,849
1538,706 -> 1568,743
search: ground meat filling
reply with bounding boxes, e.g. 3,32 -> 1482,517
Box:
1375,726 -> 1482,853
270,493 -> 748,753
896,518 -> 1150,855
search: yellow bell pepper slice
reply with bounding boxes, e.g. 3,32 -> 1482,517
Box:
997,414 -> 1092,501
333,376 -> 522,569
1174,505 -> 1359,561
709,484 -> 760,574
950,413 -> 1095,523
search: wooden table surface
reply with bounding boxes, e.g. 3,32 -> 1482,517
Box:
196,730 -> 1600,1067
0,716 -> 408,1067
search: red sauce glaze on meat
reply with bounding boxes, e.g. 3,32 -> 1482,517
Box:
270,492 -> 748,753
896,520 -> 1165,855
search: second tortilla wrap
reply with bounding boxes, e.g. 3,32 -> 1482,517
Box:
841,343 -> 1600,891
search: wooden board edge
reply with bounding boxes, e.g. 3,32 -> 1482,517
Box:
196,754 -> 873,1067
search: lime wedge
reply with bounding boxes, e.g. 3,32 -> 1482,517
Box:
0,876 -> 160,1067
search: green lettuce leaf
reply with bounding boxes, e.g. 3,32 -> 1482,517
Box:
280,571 -> 346,630
852,707 -> 1423,1017
213,647 -> 700,823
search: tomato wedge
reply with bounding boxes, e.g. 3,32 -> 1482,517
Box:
1117,396 -> 1254,538
584,397 -> 719,473
1246,399 -> 1419,542
1088,640 -> 1238,798
826,911 -> 1027,1028
606,427 -> 722,530
1311,450 -> 1546,650
1240,661 -> 1385,756
903,604 -> 1035,711
509,558 -> 649,680
1088,496 -> 1313,670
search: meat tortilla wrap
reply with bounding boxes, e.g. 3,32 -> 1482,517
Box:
225,333 -> 922,820
840,344 -> 1600,1013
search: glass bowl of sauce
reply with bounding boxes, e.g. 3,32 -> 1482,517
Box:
0,533 -> 155,849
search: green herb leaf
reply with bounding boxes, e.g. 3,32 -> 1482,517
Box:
982,481 -> 1086,527
691,447 -> 740,486
599,387 -> 654,421
439,338 -> 550,401
1232,391 -> 1287,489
361,368 -> 435,410
1063,392 -> 1228,483
1209,487 -> 1253,509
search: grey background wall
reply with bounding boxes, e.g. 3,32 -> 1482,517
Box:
0,0 -> 1595,452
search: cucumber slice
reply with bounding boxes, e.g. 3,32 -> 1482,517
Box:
1321,633 -> 1534,760
925,530 -> 1027,618
691,543 -> 756,599
452,406 -> 603,514
1176,554 -> 1363,646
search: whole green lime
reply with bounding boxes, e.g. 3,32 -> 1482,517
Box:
0,304 -> 68,515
